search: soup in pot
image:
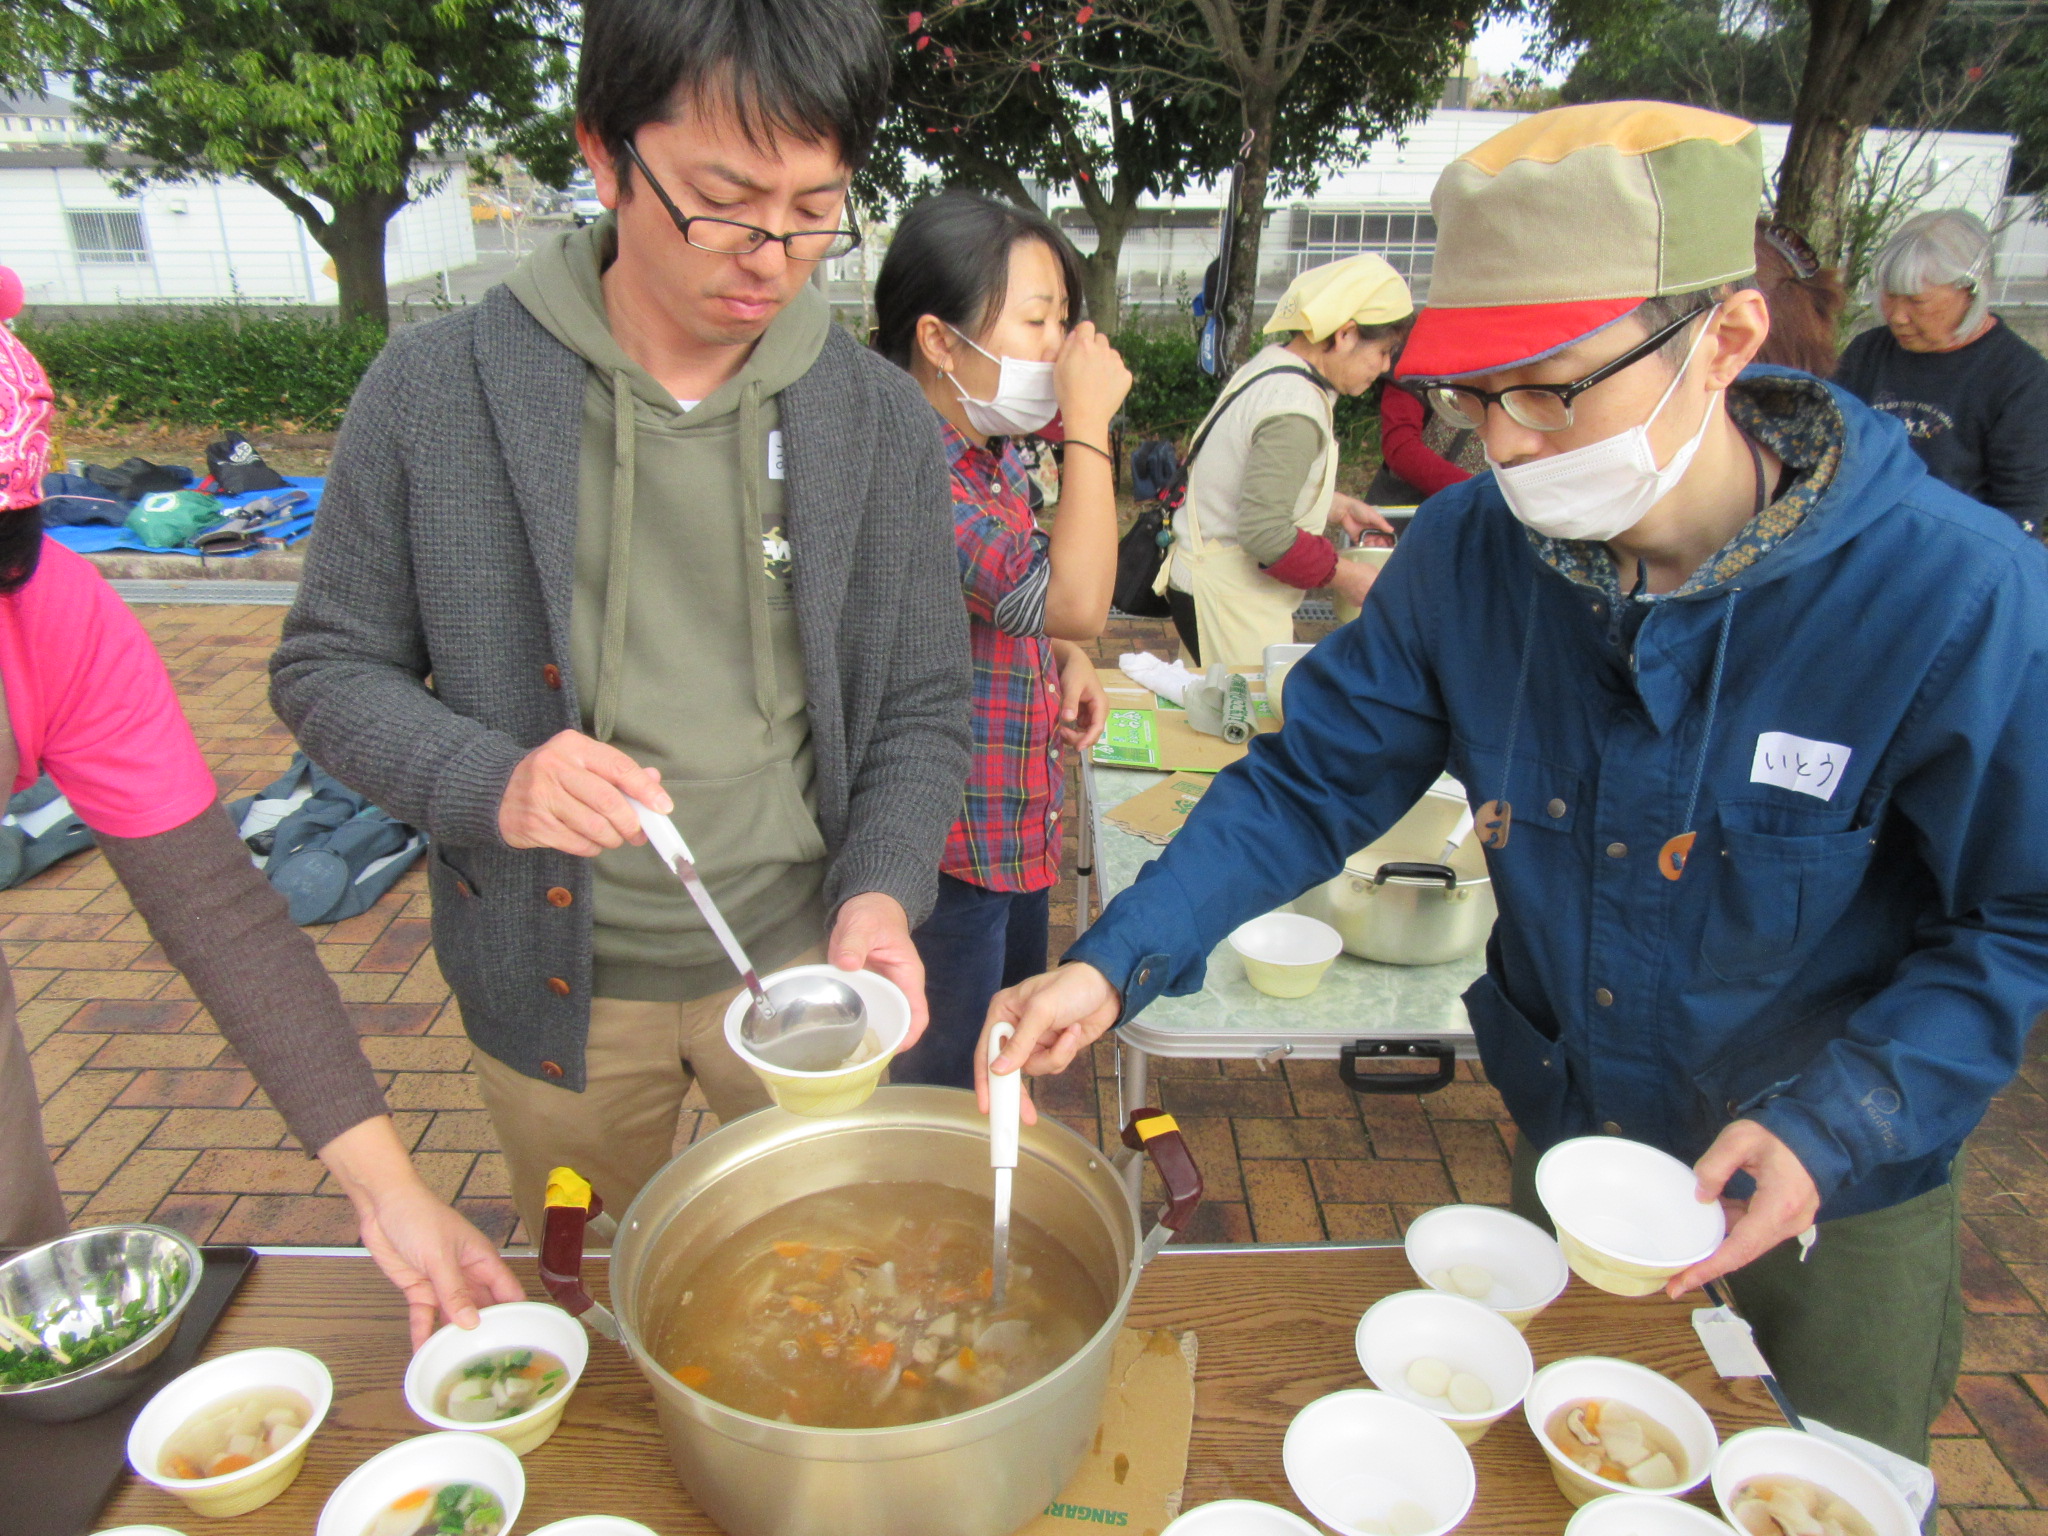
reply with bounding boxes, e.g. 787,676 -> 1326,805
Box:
650,1181 -> 1107,1428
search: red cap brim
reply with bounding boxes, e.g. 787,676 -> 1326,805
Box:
1395,297 -> 1643,380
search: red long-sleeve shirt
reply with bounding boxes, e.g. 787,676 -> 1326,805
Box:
1379,384 -> 1474,500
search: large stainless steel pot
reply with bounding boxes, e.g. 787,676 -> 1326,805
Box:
1293,781 -> 1496,965
539,1087 -> 1201,1536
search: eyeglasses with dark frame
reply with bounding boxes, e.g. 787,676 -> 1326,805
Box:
1400,307 -> 1708,433
620,140 -> 861,263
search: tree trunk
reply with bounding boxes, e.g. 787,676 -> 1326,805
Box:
1775,0 -> 1955,264
316,191 -> 406,330
1217,97 -> 1278,374
1081,244 -> 1125,335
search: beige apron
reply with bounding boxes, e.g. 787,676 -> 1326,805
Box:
1162,357 -> 1339,667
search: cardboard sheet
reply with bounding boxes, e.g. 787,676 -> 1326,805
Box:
1104,772 -> 1214,845
1019,1328 -> 1198,1536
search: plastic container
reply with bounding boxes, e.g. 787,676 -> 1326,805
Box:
124,1347 -> 331,1518
404,1300 -> 590,1455
1535,1137 -> 1725,1296
1164,1501 -> 1322,1536
1228,913 -> 1343,999
1523,1356 -> 1719,1508
1355,1289 -> 1533,1444
1403,1203 -> 1569,1329
722,964 -> 911,1116
1263,642 -> 1314,725
1283,1389 -> 1476,1536
1712,1428 -> 1917,1536
1333,545 -> 1396,624
315,1432 -> 524,1536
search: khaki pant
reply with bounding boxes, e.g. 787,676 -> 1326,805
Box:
0,963 -> 70,1249
1510,1136 -> 1962,1467
473,947 -> 823,1241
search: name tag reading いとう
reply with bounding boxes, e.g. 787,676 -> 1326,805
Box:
1749,731 -> 1852,802
768,430 -> 785,481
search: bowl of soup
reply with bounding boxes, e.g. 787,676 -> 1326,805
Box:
1536,1137 -> 1725,1296
1355,1288 -> 1533,1443
1523,1356 -> 1719,1507
403,1300 -> 588,1455
1402,1203 -> 1569,1329
1711,1428 -> 1917,1536
125,1346 -> 331,1518
598,1083 -> 1200,1536
315,1432 -> 523,1536
722,964 -> 911,1117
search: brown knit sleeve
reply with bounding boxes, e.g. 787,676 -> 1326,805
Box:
96,800 -> 391,1155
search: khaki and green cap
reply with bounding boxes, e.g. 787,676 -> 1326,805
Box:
1397,101 -> 1763,380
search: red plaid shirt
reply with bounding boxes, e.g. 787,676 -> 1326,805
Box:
940,423 -> 1066,893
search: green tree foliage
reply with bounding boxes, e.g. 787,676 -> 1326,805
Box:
22,1 -> 578,329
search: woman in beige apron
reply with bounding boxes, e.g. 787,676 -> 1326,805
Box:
1163,254 -> 1414,666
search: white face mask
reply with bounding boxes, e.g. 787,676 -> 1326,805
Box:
944,326 -> 1058,437
1489,307 -> 1724,543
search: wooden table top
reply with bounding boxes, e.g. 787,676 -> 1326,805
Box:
96,1244 -> 1783,1535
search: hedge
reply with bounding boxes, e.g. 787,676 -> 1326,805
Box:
20,307 -> 388,431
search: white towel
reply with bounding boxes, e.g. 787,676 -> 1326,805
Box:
1119,651 -> 1197,706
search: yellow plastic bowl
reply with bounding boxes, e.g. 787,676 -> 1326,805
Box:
125,1348 -> 331,1518
1229,913 -> 1343,999
722,965 -> 911,1117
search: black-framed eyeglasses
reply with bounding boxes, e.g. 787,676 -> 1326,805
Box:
621,140 -> 861,263
1400,307 -> 1706,433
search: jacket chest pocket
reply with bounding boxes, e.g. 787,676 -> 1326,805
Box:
1451,741 -> 1586,838
1699,819 -> 1880,981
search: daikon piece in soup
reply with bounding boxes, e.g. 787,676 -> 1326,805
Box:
651,1181 -> 1108,1428
435,1346 -> 568,1422
159,1385 -> 310,1479
1731,1475 -> 1879,1536
1544,1397 -> 1687,1488
362,1482 -> 506,1536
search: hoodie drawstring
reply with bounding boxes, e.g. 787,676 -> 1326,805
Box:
1657,589 -> 1739,880
740,380 -> 778,726
1478,574 -> 1543,850
593,367 -> 637,744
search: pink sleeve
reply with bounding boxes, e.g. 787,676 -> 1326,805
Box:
0,543 -> 220,837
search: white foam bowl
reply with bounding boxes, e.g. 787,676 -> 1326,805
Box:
528,1521 -> 663,1536
1356,1289 -> 1534,1444
1536,1138 -> 1725,1295
125,1346 -> 332,1519
1568,1493 -> 1739,1536
1523,1356 -> 1720,1507
1229,913 -> 1344,999
723,964 -> 912,1116
89,1528 -> 190,1535
1284,1389 -> 1476,1536
1711,1428 -> 1917,1536
404,1300 -> 589,1455
1403,1204 -> 1570,1328
1164,1501 -> 1322,1536
315,1431 -> 525,1536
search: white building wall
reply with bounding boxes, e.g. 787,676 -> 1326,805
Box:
0,159 -> 476,308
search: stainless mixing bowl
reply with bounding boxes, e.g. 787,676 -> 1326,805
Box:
0,1224 -> 204,1422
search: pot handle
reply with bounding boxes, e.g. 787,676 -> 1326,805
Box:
1338,1040 -> 1456,1096
539,1166 -> 621,1342
1372,861 -> 1459,890
1121,1109 -> 1204,1262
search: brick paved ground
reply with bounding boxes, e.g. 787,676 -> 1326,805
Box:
22,601 -> 2048,1528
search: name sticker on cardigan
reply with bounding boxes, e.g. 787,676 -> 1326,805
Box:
768,430 -> 785,481
1750,732 -> 1851,801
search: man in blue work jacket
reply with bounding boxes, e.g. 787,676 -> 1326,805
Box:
978,100 -> 2048,1465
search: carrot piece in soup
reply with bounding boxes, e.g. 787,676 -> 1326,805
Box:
675,1366 -> 712,1389
773,1242 -> 810,1260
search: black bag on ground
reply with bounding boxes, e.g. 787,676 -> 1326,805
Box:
83,457 -> 194,502
227,754 -> 426,925
205,431 -> 288,494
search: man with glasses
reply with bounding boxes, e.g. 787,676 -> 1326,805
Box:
272,0 -> 970,1238
978,102 -> 2048,1469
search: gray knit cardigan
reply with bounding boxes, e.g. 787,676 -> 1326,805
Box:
270,287 -> 972,1090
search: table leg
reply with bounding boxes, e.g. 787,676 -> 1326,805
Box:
1074,759 -> 1098,939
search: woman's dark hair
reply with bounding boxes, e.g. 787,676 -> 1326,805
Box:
872,189 -> 1088,369
1751,219 -> 1846,377
0,513 -> 43,596
577,0 -> 891,187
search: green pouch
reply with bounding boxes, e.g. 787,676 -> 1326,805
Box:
124,490 -> 224,548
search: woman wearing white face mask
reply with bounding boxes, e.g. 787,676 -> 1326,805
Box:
1164,254 -> 1414,668
871,189 -> 1132,1088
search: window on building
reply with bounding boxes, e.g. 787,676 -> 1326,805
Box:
66,208 -> 150,265
1293,207 -> 1437,300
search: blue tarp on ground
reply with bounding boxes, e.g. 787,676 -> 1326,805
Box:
46,475 -> 324,558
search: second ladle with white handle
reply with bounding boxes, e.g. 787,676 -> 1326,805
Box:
627,797 -> 867,1073
987,1021 -> 1022,1307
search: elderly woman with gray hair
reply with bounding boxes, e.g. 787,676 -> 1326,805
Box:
1837,208 -> 2048,533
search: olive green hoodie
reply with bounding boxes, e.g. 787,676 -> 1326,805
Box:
505,216 -> 829,1001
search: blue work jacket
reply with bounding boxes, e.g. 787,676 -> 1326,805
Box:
1070,372 -> 2048,1222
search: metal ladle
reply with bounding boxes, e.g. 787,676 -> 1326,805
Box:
628,798 -> 868,1073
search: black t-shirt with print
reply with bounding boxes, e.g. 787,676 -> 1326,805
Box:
1836,317 -> 2048,532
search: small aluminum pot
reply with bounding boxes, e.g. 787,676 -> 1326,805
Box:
540,1087 -> 1202,1536
1293,786 -> 1496,966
